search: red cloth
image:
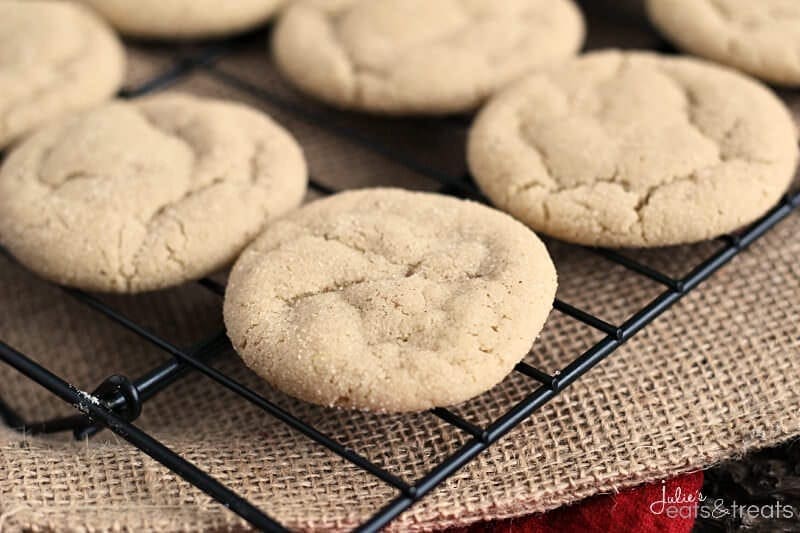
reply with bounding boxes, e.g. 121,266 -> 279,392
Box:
450,471 -> 704,533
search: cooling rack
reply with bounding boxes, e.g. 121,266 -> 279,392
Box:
1,42 -> 799,533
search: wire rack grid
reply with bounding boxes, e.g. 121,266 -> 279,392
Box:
1,42 -> 799,533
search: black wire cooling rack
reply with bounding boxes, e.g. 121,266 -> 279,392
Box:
1,42 -> 799,532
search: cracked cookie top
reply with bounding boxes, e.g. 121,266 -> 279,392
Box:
0,92 -> 307,292
0,0 -> 124,148
224,188 -> 557,412
75,0 -> 285,39
271,0 -> 585,115
468,50 -> 799,248
647,0 -> 800,87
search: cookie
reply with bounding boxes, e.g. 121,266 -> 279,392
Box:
0,92 -> 307,292
0,1 -> 124,149
76,0 -> 285,39
468,51 -> 799,248
646,0 -> 800,87
223,188 -> 557,412
272,0 -> 585,115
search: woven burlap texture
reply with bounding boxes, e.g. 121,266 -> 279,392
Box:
2,5 -> 800,532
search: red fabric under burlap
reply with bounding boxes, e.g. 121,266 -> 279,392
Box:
1,4 -> 799,532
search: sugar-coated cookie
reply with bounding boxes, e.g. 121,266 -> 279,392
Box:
0,1 -> 124,148
468,51 -> 799,248
647,0 -> 800,87
76,0 -> 285,39
224,188 -> 557,412
272,0 -> 585,114
0,93 -> 307,292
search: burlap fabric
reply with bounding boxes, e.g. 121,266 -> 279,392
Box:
1,4 -> 799,532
